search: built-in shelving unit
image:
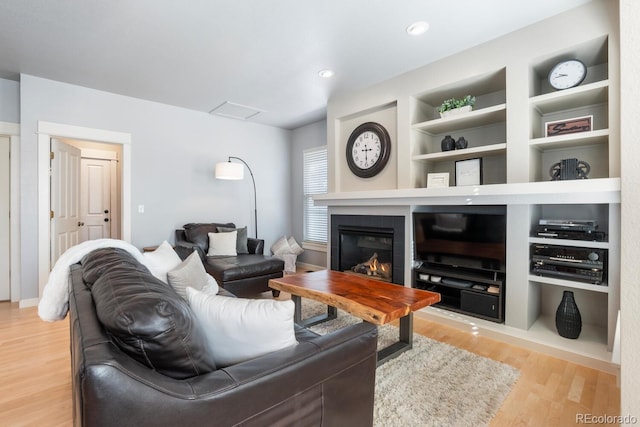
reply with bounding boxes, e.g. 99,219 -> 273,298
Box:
324,7 -> 619,370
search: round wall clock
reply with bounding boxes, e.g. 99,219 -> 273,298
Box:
548,59 -> 587,90
345,122 -> 391,178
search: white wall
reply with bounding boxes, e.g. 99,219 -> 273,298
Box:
290,119 -> 327,267
0,78 -> 20,123
619,0 -> 640,420
20,74 -> 292,300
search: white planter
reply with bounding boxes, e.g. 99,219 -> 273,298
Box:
440,105 -> 472,118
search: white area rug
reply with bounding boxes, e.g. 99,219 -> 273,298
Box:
302,301 -> 520,427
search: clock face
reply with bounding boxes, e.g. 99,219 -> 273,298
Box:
351,131 -> 382,169
346,122 -> 391,178
548,59 -> 587,90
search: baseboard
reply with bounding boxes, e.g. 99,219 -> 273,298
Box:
295,262 -> 325,272
415,306 -> 619,375
19,298 -> 39,308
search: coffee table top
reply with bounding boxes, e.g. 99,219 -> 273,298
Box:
269,270 -> 440,325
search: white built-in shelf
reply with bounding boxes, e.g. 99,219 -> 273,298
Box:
529,80 -> 609,114
412,104 -> 506,135
528,237 -> 609,249
529,129 -> 609,151
528,275 -> 609,293
527,314 -> 609,359
412,143 -> 506,162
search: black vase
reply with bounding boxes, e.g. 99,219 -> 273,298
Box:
455,137 -> 468,149
555,290 -> 582,339
441,135 -> 455,151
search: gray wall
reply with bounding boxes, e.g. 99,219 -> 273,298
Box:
0,78 -> 20,123
19,74 -> 292,300
290,120 -> 327,268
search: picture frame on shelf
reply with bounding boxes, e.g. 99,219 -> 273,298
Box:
455,158 -> 483,186
427,172 -> 450,188
545,115 -> 592,137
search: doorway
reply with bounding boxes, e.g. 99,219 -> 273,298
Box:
37,121 -> 131,298
50,138 -> 123,266
0,136 -> 9,301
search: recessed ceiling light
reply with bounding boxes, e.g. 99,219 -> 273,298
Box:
318,69 -> 335,78
406,21 -> 429,36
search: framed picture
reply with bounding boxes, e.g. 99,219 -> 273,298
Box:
427,172 -> 450,188
545,115 -> 592,137
455,158 -> 483,186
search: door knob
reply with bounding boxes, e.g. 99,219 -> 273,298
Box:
104,218 -> 109,222
104,209 -> 109,214
78,221 -> 85,226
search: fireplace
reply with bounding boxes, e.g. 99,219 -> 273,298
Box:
331,215 -> 405,284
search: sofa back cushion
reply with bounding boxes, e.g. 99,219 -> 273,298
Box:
81,248 -> 217,379
183,222 -> 235,254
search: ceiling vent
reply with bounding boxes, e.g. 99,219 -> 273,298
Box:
209,101 -> 264,120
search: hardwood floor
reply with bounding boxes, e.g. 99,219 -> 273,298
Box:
0,299 -> 620,426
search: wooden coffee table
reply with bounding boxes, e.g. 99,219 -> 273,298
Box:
269,270 -> 440,365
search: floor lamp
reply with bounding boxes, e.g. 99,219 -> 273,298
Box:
215,156 -> 258,238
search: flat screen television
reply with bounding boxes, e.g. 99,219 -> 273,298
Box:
413,210 -> 506,273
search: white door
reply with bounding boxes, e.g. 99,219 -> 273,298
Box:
50,139 -> 81,266
0,136 -> 10,300
80,158 -> 111,242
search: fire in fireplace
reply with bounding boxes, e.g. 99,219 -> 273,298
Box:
351,252 -> 392,280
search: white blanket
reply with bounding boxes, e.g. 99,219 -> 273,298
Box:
38,239 -> 147,322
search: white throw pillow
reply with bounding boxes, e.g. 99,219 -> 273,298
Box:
287,236 -> 304,255
168,251 -> 218,298
270,235 -> 292,256
207,231 -> 237,256
142,240 -> 182,283
186,287 -> 297,367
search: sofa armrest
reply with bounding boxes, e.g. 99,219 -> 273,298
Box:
247,237 -> 264,254
174,229 -> 206,261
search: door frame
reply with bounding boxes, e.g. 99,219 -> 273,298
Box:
37,121 -> 131,298
0,121 -> 19,302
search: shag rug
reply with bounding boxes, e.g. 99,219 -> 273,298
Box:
302,300 -> 520,427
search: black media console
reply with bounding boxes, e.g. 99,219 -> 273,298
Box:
412,259 -> 505,323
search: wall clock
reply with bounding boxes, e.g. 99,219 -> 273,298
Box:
345,122 -> 391,178
548,59 -> 587,90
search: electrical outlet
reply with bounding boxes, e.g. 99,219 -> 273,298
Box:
138,205 -> 144,213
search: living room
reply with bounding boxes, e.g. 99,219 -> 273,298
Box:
1,0 -> 639,425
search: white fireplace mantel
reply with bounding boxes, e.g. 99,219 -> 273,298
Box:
314,178 -> 620,207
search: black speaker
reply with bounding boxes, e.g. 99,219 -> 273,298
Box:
460,290 -> 499,319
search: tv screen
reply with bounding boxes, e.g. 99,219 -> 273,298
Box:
413,211 -> 506,272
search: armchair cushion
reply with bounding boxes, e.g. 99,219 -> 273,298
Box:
217,225 -> 249,254
207,230 -> 237,256
183,222 -> 235,254
186,287 -> 297,367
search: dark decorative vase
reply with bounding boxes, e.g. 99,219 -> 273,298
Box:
555,290 -> 582,339
455,137 -> 468,149
441,135 -> 455,151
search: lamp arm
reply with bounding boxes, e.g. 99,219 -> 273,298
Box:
228,157 -> 258,238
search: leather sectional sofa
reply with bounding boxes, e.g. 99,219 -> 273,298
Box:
174,222 -> 284,297
69,247 -> 378,426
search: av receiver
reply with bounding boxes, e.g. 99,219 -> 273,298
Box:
530,244 -> 606,285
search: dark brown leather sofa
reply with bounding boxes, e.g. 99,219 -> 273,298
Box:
69,247 -> 378,427
174,223 -> 284,297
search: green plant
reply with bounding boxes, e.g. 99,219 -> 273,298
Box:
438,95 -> 476,113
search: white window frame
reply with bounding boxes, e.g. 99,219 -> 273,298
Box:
303,146 -> 328,250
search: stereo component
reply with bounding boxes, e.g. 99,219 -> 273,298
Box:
530,244 -> 606,285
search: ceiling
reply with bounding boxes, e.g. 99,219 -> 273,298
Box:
0,0 -> 591,130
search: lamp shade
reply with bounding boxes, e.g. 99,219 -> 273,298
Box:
215,161 -> 244,180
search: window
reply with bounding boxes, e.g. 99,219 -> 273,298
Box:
303,146 -> 328,245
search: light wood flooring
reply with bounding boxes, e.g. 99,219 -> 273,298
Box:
0,298 -> 620,426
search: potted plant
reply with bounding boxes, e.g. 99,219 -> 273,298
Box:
438,95 -> 476,118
